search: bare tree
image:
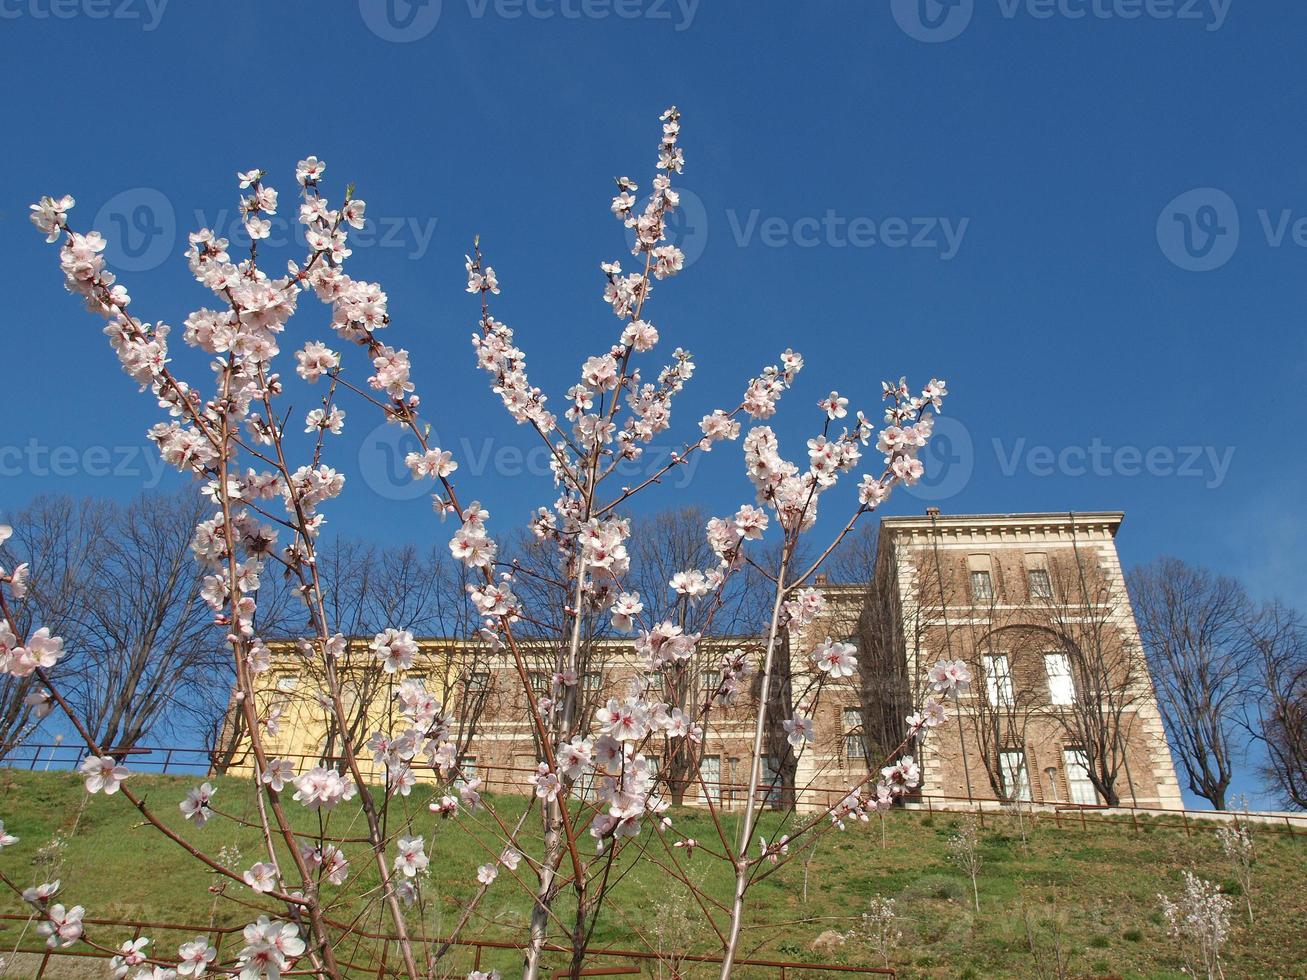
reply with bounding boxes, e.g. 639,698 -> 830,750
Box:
964,619 -> 1042,804
1128,558 -> 1253,810
210,536 -> 490,771
72,493 -> 220,750
1034,551 -> 1151,807
847,531 -> 942,782
1246,600 -> 1307,809
625,506 -> 771,805
0,497 -> 108,759
3,492 -> 222,754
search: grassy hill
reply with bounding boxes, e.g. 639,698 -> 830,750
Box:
0,768 -> 1303,978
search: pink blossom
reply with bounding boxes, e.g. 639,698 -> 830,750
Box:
79,755 -> 129,795
811,638 -> 858,679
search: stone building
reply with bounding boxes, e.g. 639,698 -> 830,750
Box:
861,510 -> 1183,810
223,510 -> 1183,812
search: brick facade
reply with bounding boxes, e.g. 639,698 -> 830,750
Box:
225,511 -> 1183,812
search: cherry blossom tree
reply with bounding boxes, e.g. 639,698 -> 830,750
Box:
6,108 -> 960,979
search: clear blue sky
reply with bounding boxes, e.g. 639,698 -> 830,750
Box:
2,1 -> 1303,806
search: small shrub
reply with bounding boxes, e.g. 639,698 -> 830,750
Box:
1122,929 -> 1143,942
1158,870 -> 1233,980
1088,935 -> 1109,948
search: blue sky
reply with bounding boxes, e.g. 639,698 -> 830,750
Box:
2,0 -> 1303,806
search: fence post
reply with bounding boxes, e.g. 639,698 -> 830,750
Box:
1130,810 -> 1139,835
164,749 -> 174,774
1079,807 -> 1087,832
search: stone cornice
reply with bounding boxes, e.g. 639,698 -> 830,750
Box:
880,510 -> 1125,544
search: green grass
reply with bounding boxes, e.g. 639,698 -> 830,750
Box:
0,769 -> 1304,978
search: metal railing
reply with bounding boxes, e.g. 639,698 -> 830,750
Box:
3,741 -> 1301,840
0,912 -> 895,978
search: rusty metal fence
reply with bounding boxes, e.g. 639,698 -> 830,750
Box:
3,741 -> 1301,841
0,912 -> 895,978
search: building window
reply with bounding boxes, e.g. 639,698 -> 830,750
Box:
1044,652 -> 1075,705
529,671 -> 551,699
467,671 -> 490,694
1063,748 -> 1098,805
456,755 -> 478,788
982,654 -> 1014,707
582,671 -> 602,695
1027,568 -> 1052,599
842,707 -> 867,762
275,674 -> 298,693
999,749 -> 1032,802
702,669 -> 722,694
971,570 -> 994,601
700,754 -> 722,803
762,756 -> 784,806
